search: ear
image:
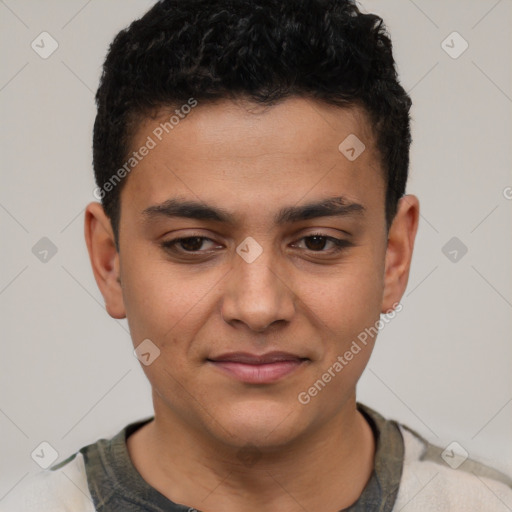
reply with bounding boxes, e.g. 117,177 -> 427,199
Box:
381,194 -> 420,313
84,202 -> 126,319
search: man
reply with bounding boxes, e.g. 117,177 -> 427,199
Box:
3,0 -> 511,510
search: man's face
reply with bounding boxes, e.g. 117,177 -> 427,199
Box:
109,97 -> 393,448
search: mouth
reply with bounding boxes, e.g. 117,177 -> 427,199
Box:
207,352 -> 309,384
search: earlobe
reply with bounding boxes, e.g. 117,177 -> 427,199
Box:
84,202 -> 126,319
381,195 -> 420,314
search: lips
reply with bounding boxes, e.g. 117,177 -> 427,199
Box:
209,351 -> 306,364
207,352 -> 309,383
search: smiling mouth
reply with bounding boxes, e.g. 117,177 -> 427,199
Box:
207,352 -> 309,384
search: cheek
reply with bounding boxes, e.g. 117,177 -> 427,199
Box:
119,248 -> 183,345
119,248 -> 223,347
308,254 -> 385,336
296,268 -> 383,414
300,251 -> 385,395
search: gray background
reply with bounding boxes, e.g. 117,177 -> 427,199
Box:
1,0 -> 511,501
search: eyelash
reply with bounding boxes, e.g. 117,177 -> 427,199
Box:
160,233 -> 352,256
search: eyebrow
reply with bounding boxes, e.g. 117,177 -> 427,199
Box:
142,196 -> 365,225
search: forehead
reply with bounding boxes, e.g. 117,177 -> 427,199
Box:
121,97 -> 384,225
135,97 -> 376,160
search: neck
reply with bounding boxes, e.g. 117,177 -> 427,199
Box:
127,396 -> 375,512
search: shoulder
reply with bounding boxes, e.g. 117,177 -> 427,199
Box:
0,452 -> 95,512
393,424 -> 512,511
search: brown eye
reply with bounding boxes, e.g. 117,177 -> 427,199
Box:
304,235 -> 329,251
295,234 -> 352,253
161,236 -> 217,254
177,237 -> 205,251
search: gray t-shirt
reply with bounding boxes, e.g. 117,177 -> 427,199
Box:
75,403 -> 403,511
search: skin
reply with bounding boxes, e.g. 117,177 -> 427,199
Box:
85,96 -> 419,512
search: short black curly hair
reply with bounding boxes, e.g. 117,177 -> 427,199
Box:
93,0 -> 412,243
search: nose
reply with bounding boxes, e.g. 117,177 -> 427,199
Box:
220,245 -> 295,333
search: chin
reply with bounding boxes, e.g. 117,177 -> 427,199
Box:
211,398 -> 308,449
